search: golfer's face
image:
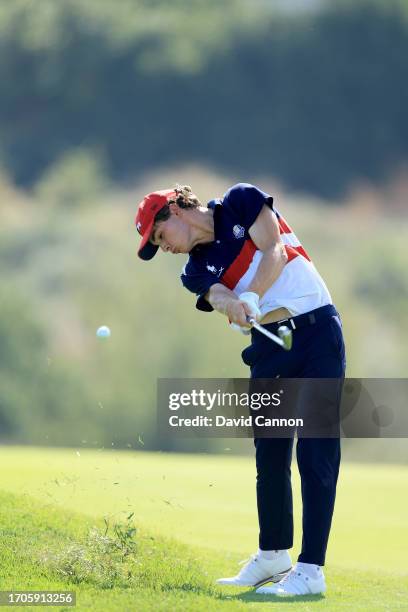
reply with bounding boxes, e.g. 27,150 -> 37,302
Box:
151,215 -> 191,254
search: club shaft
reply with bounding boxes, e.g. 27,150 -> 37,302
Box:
248,318 -> 285,347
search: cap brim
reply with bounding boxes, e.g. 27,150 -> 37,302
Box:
138,241 -> 159,260
137,220 -> 159,260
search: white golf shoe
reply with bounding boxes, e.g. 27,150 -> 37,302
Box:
216,551 -> 292,587
256,565 -> 326,596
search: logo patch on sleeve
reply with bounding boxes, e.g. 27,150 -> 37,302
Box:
233,224 -> 245,239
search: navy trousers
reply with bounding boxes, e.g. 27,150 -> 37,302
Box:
241,304 -> 346,566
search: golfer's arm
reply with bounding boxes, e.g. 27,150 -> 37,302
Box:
205,284 -> 238,315
246,205 -> 288,298
204,205 -> 287,312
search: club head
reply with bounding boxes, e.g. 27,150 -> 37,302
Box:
277,325 -> 293,351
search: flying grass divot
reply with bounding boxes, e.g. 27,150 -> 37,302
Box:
43,514 -> 137,589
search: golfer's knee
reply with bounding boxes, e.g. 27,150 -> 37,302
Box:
298,459 -> 338,490
256,464 -> 291,484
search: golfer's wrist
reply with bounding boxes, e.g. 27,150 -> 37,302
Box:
224,298 -> 239,319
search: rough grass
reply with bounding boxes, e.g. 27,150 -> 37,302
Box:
1,446 -> 408,611
1,489 -> 408,611
0,489 -> 222,610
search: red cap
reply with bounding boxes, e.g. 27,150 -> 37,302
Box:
135,189 -> 176,260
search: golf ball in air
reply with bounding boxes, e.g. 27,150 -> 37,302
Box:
96,325 -> 111,338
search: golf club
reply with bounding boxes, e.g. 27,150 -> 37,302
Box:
247,317 -> 293,351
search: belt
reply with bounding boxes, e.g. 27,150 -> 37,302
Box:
253,304 -> 338,336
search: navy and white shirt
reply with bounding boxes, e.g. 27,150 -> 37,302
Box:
181,183 -> 332,317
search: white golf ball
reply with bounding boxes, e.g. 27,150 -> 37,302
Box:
96,325 -> 111,338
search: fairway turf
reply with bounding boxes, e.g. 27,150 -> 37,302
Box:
0,447 -> 407,610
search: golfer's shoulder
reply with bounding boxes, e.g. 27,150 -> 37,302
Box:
223,182 -> 271,200
223,182 -> 273,209
222,183 -> 274,227
224,182 -> 258,198
222,182 -> 256,208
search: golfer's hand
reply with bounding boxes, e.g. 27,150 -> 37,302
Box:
239,291 -> 261,322
226,299 -> 252,328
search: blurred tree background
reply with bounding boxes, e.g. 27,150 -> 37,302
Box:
0,0 -> 407,460
0,0 -> 407,197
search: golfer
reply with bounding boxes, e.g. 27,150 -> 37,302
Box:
135,183 -> 346,597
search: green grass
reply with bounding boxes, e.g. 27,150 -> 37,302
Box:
0,447 -> 407,611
